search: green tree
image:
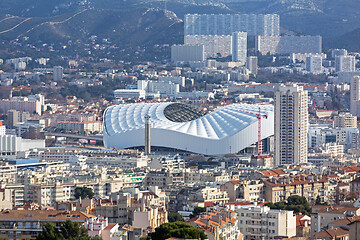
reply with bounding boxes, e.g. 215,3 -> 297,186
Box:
59,220 -> 91,240
148,222 -> 207,240
265,195 -> 312,215
189,207 -> 206,218
74,187 -> 94,199
168,212 -> 184,222
37,222 -> 61,240
36,220 -> 100,240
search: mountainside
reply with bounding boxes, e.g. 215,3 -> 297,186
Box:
227,0 -> 360,37
323,28 -> 360,51
1,0 -> 360,37
0,0 -> 360,52
0,8 -> 184,47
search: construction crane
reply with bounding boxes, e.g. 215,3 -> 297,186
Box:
238,107 -> 268,156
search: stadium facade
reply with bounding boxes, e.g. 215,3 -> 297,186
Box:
103,102 -> 274,155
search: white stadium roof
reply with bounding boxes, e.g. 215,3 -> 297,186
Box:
103,102 -> 274,155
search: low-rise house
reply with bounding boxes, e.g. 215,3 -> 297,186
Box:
314,227 -> 349,240
187,209 -> 241,240
0,209 -> 94,239
311,205 -> 360,237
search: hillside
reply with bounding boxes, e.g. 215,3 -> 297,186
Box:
323,28 -> 360,52
0,8 -> 184,47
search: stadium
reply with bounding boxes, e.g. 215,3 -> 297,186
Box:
103,102 -> 274,155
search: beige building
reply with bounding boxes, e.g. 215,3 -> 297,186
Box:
334,113 -> 357,128
191,187 -> 229,204
221,180 -> 263,202
274,84 -> 308,166
0,210 -> 94,239
96,187 -> 167,232
263,175 -> 330,203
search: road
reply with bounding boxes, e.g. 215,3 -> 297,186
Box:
0,18 -> 31,35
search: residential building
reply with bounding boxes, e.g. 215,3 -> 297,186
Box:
0,96 -> 42,115
246,56 -> 258,75
229,204 -> 296,239
314,227 -> 349,240
334,113 -> 357,128
274,84 -> 308,166
348,219 -> 360,240
256,35 -> 322,55
144,170 -> 173,187
96,187 -> 168,232
113,89 -> 146,99
332,49 -> 348,58
137,80 -> 180,98
184,35 -> 232,59
84,217 -> 120,240
263,175 -> 330,203
56,121 -> 103,134
221,180 -> 263,202
7,110 -> 30,129
335,55 -> 356,72
232,32 -> 247,63
188,209 -> 241,240
184,14 -> 280,36
0,210 -> 95,239
311,205 -> 360,237
191,187 -> 229,204
306,55 -> 323,74
171,45 -> 205,62
148,155 -> 185,171
350,76 -> 360,117
53,66 -> 63,81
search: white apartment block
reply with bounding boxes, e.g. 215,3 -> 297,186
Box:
232,32 -> 247,63
350,76 -> 360,117
332,49 -> 348,58
274,84 -> 308,166
308,126 -> 359,150
184,35 -> 232,59
246,56 -> 258,75
0,135 -> 44,156
335,55 -> 356,72
113,89 -> 146,99
184,14 -> 280,36
306,55 -> 323,74
148,155 -> 185,171
256,35 -> 322,55
229,204 -> 296,240
137,79 -> 179,97
53,66 -> 63,81
86,156 -> 148,169
171,44 -> 205,62
158,76 -> 186,87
